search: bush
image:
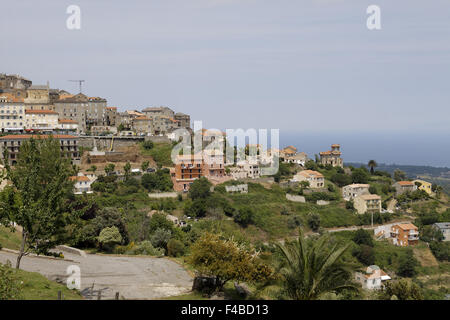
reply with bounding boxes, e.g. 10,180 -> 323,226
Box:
135,240 -> 165,256
353,244 -> 375,265
143,140 -> 154,150
233,207 -> 255,228
141,170 -> 173,192
167,239 -> 185,257
378,279 -> 423,300
98,226 -> 122,251
307,212 -> 321,232
429,241 -> 449,262
352,229 -> 374,247
150,228 -> 172,250
188,177 -> 212,201
0,261 -> 22,299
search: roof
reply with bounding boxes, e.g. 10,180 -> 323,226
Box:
58,119 -> 78,124
344,183 -> 370,189
25,109 -> 58,115
319,150 -> 342,155
297,170 -> 324,178
358,194 -> 381,200
396,181 -> 415,186
331,144 -> 340,147
0,93 -> 24,103
134,116 -> 150,120
434,222 -> 450,230
106,106 -> 117,110
394,223 -> 418,231
0,134 -> 77,140
69,176 -> 90,182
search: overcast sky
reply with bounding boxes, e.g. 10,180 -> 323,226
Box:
1,0 -> 450,165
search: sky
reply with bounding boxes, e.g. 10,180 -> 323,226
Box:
1,0 -> 449,166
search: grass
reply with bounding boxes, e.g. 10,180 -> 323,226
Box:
139,142 -> 174,167
9,268 -> 83,300
0,226 -> 22,250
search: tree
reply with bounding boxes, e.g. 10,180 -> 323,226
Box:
0,137 -> 77,269
104,163 -> 115,175
117,123 -> 125,132
141,170 -> 173,192
393,169 -> 407,182
378,279 -> 423,300
167,239 -> 185,257
351,168 -> 370,184
98,226 -> 122,251
89,165 -> 97,173
354,244 -> 375,265
367,160 -> 378,175
275,230 -> 357,300
307,212 -> 321,232
141,161 -> 150,172
331,173 -> 352,187
397,250 -> 418,278
188,177 -> 212,201
188,232 -> 273,291
352,229 -> 374,247
123,162 -> 131,180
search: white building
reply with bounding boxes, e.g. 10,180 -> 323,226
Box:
57,119 -> 79,133
284,152 -> 308,166
25,109 -> 59,130
70,175 -> 94,194
342,184 -> 370,201
0,94 -> 25,132
355,265 -> 391,290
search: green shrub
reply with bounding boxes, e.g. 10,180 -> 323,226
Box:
0,261 -> 22,300
167,239 -> 185,257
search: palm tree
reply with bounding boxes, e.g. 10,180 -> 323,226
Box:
368,160 -> 378,175
275,230 -> 357,300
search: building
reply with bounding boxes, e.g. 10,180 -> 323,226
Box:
117,110 -> 144,130
291,170 -> 325,188
171,153 -> 204,192
0,93 -> 25,133
0,134 -> 80,166
24,109 -> 59,131
86,97 -> 107,128
354,194 -> 381,214
53,93 -> 89,133
57,119 -> 79,133
413,179 -> 433,195
132,116 -> 152,135
342,184 -> 370,201
319,144 -> 343,167
281,146 -> 297,160
151,115 -> 179,135
433,222 -> 450,242
0,73 -> 31,99
391,223 -> 419,246
225,184 -> 248,193
70,175 -> 93,194
393,181 -> 417,195
174,112 -> 191,128
355,265 -> 391,290
284,152 -> 308,166
141,106 -> 175,118
105,107 -> 118,126
229,166 -> 247,180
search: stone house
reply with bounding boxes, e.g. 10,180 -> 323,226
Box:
393,181 -> 417,195
319,144 -> 343,167
291,170 -> 324,189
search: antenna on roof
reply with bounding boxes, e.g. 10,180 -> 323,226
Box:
68,80 -> 85,93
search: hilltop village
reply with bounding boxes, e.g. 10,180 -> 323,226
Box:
0,73 -> 449,301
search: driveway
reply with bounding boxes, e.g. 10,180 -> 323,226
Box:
0,250 -> 192,300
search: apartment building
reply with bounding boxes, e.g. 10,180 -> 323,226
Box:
132,116 -> 152,135
391,223 -> 419,246
24,109 -> 59,131
343,183 -> 370,201
57,119 -> 79,133
354,194 -> 381,214
0,134 -> 80,166
53,93 -> 89,133
0,93 -> 25,132
433,222 -> 450,242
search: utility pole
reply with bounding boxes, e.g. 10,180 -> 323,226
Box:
68,80 -> 85,93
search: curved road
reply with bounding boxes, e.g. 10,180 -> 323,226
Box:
0,250 -> 192,300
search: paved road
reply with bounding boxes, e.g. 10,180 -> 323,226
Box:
0,250 -> 192,300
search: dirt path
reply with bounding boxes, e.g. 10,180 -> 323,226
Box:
0,249 -> 192,300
